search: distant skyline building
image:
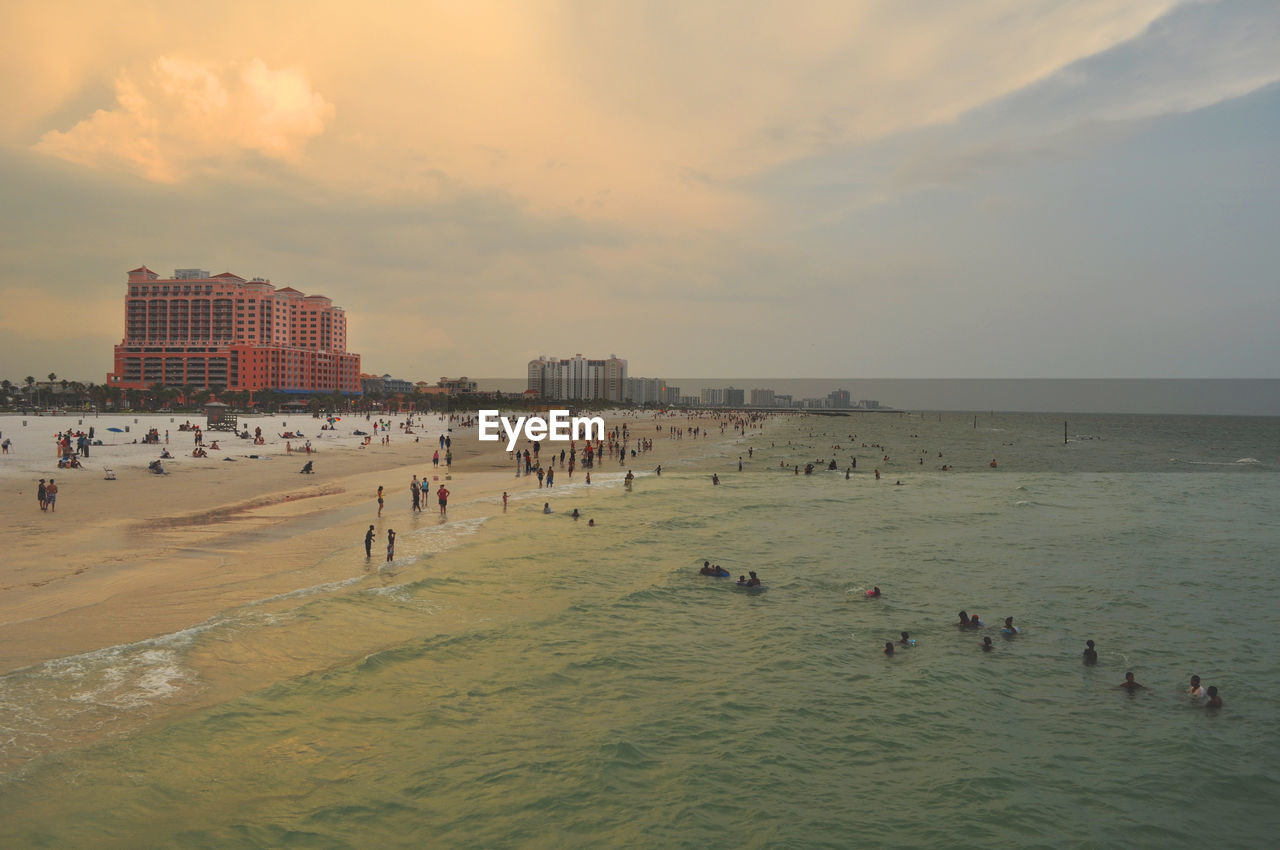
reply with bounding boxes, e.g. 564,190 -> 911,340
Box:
701,387 -> 725,406
750,388 -> 775,407
108,266 -> 360,394
527,354 -> 628,402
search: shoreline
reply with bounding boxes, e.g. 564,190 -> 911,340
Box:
0,410 -> 776,675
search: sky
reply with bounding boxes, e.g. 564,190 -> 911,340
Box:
1,0 -> 1278,385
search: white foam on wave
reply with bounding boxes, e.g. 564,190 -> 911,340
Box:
1235,457 -> 1261,464
402,515 -> 488,553
244,575 -> 366,606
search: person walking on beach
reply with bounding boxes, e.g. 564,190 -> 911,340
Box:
45,479 -> 57,512
377,485 -> 384,517
37,478 -> 47,511
364,524 -> 375,558
437,484 -> 450,515
411,475 -> 421,512
386,529 -> 396,562
502,491 -> 508,511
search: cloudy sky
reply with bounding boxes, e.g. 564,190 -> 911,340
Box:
2,0 -> 1277,383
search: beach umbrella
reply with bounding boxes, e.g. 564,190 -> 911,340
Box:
107,427 -> 124,432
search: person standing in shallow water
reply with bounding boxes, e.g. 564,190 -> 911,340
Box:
386,529 -> 396,562
1117,672 -> 1146,693
376,485 -> 384,517
1083,640 -> 1098,665
364,524 -> 375,558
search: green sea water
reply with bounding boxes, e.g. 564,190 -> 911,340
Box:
2,412 -> 1278,847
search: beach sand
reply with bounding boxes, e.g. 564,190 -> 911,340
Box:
0,410 -> 726,674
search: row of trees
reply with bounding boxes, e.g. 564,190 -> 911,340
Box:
0,377 -> 360,415
2,378 -> 652,416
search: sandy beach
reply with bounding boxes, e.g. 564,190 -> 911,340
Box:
0,409 -> 729,674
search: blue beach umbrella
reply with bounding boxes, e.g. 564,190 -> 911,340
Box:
107,427 -> 124,432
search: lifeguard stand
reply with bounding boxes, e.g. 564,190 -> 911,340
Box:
205,401 -> 238,432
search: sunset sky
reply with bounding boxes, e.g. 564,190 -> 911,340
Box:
2,0 -> 1277,383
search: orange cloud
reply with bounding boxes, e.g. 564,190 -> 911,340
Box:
34,56 -> 333,182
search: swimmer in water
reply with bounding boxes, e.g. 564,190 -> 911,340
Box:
588,518 -> 595,526
745,571 -> 761,587
981,636 -> 993,652
958,611 -> 971,627
571,508 -> 580,519
969,613 -> 984,627
543,502 -> 553,514
868,586 -> 881,598
1188,675 -> 1205,699
1003,616 -> 1020,634
884,642 -> 895,656
898,631 -> 913,646
1083,640 -> 1098,665
700,560 -> 714,575
1206,686 -> 1222,708
1117,672 -> 1146,693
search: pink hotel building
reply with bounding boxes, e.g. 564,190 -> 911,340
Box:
108,266 -> 362,395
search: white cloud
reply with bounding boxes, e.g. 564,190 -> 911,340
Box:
34,56 -> 334,182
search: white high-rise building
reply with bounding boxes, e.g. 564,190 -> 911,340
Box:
527,354 -> 628,401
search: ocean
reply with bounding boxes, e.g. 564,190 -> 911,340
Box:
2,411 -> 1278,847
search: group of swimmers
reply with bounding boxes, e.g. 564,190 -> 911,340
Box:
881,610 -> 1224,707
698,561 -> 761,586
1092,645 -> 1223,706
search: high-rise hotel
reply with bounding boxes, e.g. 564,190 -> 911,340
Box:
527,354 -> 628,402
108,266 -> 361,394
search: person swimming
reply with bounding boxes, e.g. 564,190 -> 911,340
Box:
898,631 -> 914,646
1188,675 -> 1206,699
1117,672 -> 1146,693
866,586 -> 881,598
744,571 -> 761,587
543,502 -> 553,514
958,611 -> 971,627
981,636 -> 993,652
969,613 -> 984,627
700,560 -> 715,575
571,508 -> 580,519
1003,616 -> 1020,634
1206,686 -> 1222,708
1083,640 -> 1098,665
884,642 -> 895,656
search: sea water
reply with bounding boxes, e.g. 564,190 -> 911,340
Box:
1,412 -> 1278,847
